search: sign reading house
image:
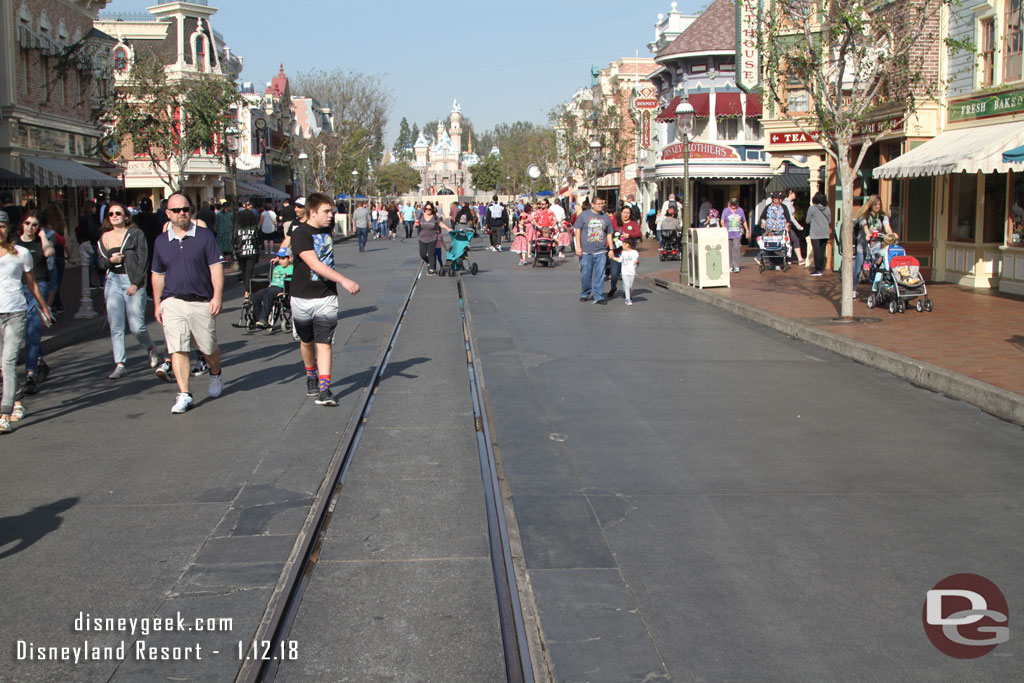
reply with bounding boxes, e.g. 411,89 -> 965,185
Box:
736,0 -> 762,93
949,89 -> 1024,122
661,142 -> 740,161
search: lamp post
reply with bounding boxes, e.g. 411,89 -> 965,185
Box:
675,98 -> 694,278
296,152 -> 309,197
589,138 -> 602,203
350,168 -> 359,236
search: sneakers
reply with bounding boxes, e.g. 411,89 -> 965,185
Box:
171,392 -> 194,414
580,296 -> 589,302
306,376 -> 319,396
192,359 -> 210,376
315,388 -> 337,406
810,271 -> 823,277
0,416 -> 11,433
24,374 -> 37,395
255,320 -> 269,329
594,299 -> 607,305
731,267 -> 740,273
495,245 -> 502,251
155,361 -> 172,382
625,299 -> 633,305
208,372 -> 223,398
108,364 -> 126,379
37,359 -> 50,382
149,350 -> 160,368
427,268 -> 435,275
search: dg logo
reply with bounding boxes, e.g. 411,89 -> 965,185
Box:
923,573 -> 1009,658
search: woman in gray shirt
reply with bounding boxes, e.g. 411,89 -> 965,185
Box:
807,192 -> 831,277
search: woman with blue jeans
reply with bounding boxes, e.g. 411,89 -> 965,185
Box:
97,202 -> 157,379
0,210 -> 51,433
18,211 -> 55,395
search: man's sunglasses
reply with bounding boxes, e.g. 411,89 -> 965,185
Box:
167,207 -> 191,214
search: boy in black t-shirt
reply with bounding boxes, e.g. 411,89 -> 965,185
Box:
289,192 -> 360,406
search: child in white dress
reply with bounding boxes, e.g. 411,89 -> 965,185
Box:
620,238 -> 639,305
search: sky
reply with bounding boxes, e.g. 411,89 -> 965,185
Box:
99,0 -> 709,145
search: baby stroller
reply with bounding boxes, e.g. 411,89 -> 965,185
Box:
659,230 -> 682,261
533,237 -> 556,267
757,227 -> 791,272
867,253 -> 933,314
439,228 -> 478,276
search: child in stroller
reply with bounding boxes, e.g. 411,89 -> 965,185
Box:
439,224 -> 478,276
865,234 -> 933,313
533,230 -> 556,268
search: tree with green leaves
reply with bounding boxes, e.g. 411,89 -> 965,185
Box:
550,89 -> 627,201
754,0 -> 963,318
376,162 -> 421,194
393,117 -> 414,162
470,153 -> 502,192
102,53 -> 243,192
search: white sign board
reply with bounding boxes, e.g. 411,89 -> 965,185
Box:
736,0 -> 762,93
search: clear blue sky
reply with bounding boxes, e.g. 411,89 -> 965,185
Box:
101,0 -> 708,143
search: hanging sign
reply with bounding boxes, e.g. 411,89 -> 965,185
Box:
632,87 -> 660,150
736,0 -> 762,93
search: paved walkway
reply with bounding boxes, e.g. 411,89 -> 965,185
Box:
644,242 -> 1024,397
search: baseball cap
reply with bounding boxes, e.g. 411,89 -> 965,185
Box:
276,247 -> 290,258
0,210 -> 9,224
294,197 -> 306,206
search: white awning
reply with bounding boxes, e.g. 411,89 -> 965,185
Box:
234,178 -> 290,200
873,121 -> 1024,179
20,155 -> 121,188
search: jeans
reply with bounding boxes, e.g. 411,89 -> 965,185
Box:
356,228 -> 369,251
434,246 -> 443,270
608,257 -> 622,293
23,281 -> 52,375
104,273 -> 153,364
853,243 -> 867,288
404,220 -> 414,238
252,285 -> 283,322
0,311 -> 26,414
579,252 -> 608,301
53,256 -> 66,308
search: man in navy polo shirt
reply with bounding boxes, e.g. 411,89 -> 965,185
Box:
151,192 -> 225,414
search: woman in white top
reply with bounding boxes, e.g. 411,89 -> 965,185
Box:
0,211 -> 51,433
259,201 -> 278,255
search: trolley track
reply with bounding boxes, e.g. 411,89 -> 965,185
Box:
240,264 -> 533,683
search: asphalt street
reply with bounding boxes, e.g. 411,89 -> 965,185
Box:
463,246 -> 1024,683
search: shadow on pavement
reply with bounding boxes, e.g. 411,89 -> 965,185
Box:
0,497 -> 78,560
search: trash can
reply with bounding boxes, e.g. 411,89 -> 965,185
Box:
687,227 -> 731,288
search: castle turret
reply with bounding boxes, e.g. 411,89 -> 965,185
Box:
413,131 -> 429,168
450,99 -> 462,156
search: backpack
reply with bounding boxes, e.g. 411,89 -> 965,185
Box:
668,200 -> 678,213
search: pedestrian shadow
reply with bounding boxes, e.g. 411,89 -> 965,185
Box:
1010,335 -> 1024,352
0,497 -> 78,561
378,356 -> 431,383
339,305 -> 377,321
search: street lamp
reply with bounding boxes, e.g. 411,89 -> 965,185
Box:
675,98 -> 694,278
589,138 -> 602,203
297,152 -> 309,197
350,168 -> 359,236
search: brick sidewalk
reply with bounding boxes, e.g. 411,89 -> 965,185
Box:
640,241 -> 1024,397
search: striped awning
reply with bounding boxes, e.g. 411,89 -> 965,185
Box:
235,178 -> 290,200
0,168 -> 35,189
20,155 -> 120,188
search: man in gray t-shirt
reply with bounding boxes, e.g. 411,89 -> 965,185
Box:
353,201 -> 370,252
572,197 -> 614,304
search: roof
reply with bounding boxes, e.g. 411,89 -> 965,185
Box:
268,64 -> 288,97
659,0 -> 736,59
874,121 -> 1024,179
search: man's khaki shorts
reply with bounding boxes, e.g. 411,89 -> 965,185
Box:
161,297 -> 218,355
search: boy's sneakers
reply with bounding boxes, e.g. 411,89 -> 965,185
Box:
306,376 -> 319,396
149,350 -> 160,368
192,359 -> 210,376
171,392 -> 194,414
155,361 -> 172,382
208,372 -> 223,398
108,364 -> 126,379
315,389 -> 337,406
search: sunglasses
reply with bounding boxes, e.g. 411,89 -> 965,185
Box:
167,207 -> 191,214
109,211 -> 124,216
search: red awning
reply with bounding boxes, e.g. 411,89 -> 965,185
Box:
746,94 -> 763,117
717,93 -> 743,116
688,93 -> 710,117
656,96 -> 681,122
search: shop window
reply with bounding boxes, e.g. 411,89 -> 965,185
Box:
981,18 -> 996,87
745,117 -> 762,140
1011,174 -> 1024,245
717,117 -> 739,140
983,173 -> 1007,243
195,37 -> 207,72
690,116 -> 709,139
1004,0 -> 1023,82
950,174 -> 977,242
905,177 -> 932,243
788,88 -> 809,112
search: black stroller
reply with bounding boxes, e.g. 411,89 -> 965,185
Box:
533,237 -> 556,267
659,230 -> 682,261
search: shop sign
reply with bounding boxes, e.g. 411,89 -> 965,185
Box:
632,87 -> 660,150
661,142 -> 740,160
736,0 -> 762,93
855,117 -> 905,139
769,131 -> 820,145
949,89 -> 1024,122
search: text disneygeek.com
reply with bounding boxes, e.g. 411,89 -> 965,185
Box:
15,612 -> 298,663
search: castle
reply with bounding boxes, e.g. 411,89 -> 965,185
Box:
412,100 -> 481,195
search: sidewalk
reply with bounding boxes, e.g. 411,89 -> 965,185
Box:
641,240 -> 1024,425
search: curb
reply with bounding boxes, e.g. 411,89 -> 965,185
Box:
644,274 -> 1024,429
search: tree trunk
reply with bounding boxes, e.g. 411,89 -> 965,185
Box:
838,142 -> 855,319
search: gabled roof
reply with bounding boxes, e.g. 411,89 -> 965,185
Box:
267,64 -> 288,97
658,0 -> 736,59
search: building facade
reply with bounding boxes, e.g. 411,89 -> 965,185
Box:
645,0 -> 771,225
412,100 -> 478,195
1,0 -> 120,228
95,0 -> 244,207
